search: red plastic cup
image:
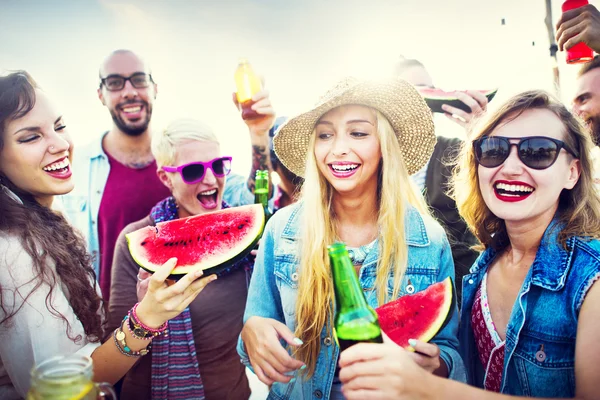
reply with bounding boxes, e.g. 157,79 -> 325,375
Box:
562,0 -> 595,64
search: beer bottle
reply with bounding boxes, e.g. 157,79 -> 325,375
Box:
329,242 -> 383,352
234,58 -> 262,120
254,170 -> 272,222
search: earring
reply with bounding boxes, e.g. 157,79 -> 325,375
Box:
1,184 -> 24,205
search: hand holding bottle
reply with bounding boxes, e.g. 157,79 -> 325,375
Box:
240,316 -> 306,386
232,89 -> 276,135
135,258 -> 217,328
338,338 -> 437,400
556,2 -> 600,58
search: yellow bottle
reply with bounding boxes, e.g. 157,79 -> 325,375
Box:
234,58 -> 262,120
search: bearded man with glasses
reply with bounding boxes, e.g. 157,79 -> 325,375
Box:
61,49 -> 170,303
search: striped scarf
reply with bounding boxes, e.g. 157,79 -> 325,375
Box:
149,197 -> 254,399
150,197 -> 204,400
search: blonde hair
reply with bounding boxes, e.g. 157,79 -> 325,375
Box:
151,118 -> 219,167
294,109 -> 430,376
451,90 -> 600,251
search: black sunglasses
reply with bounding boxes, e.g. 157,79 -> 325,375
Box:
473,136 -> 579,170
100,72 -> 154,91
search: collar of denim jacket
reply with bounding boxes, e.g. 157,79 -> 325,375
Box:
468,217 -> 572,292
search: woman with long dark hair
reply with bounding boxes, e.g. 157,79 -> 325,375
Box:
0,71 -> 215,398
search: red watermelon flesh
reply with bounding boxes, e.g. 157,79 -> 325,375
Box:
375,277 -> 453,349
126,204 -> 264,279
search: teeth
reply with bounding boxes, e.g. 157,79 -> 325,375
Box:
43,159 -> 70,171
331,164 -> 359,171
495,183 -> 534,193
122,106 -> 141,113
199,189 -> 216,195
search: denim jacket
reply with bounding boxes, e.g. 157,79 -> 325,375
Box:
60,133 -> 269,278
238,202 -> 465,400
460,219 -> 600,397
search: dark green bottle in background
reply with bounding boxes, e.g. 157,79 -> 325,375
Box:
329,242 -> 383,352
254,170 -> 272,222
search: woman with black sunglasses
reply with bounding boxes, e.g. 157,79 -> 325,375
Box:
338,90 -> 600,399
106,115 -> 275,399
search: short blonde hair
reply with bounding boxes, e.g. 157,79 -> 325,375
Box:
151,118 -> 219,167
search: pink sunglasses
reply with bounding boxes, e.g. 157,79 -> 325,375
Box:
162,156 -> 232,184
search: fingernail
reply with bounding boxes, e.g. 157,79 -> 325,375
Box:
293,337 -> 304,345
300,364 -> 307,370
408,339 -> 417,347
289,378 -> 296,383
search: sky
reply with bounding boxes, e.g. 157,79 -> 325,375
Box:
1,0 -> 597,176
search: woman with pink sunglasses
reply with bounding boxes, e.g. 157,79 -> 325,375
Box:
106,113 -> 274,399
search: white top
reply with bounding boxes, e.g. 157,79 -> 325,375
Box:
0,233 -> 100,399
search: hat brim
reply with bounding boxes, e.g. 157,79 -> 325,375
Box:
273,78 -> 436,178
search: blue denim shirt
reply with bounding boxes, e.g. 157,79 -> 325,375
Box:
460,219 -> 600,397
238,202 -> 465,400
60,133 -> 268,278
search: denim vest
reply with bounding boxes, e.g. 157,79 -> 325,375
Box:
238,202 -> 465,400
460,220 -> 600,397
60,133 -> 268,278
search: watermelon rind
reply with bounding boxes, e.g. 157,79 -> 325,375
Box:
417,88 -> 498,114
126,204 -> 265,280
375,277 -> 454,349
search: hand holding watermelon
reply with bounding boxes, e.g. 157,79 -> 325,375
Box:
440,89 -> 489,128
404,339 -> 442,374
135,258 -> 218,328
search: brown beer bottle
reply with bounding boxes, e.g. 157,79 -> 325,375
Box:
234,58 -> 262,120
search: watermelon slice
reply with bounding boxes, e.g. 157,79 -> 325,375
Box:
416,87 -> 498,114
376,277 -> 454,349
126,204 -> 265,279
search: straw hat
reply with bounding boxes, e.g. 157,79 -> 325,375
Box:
273,77 -> 436,177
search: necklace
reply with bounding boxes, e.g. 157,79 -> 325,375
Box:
346,239 -> 378,265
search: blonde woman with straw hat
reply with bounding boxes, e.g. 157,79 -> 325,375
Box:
237,77 -> 465,399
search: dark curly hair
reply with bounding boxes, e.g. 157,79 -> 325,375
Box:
0,71 -> 104,343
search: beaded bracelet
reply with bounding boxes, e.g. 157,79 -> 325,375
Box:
130,303 -> 168,337
113,320 -> 152,357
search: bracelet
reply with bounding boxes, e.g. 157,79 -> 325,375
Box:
113,320 -> 152,357
124,315 -> 153,340
130,303 -> 168,336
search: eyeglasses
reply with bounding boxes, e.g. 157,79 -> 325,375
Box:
162,157 -> 232,184
473,136 -> 579,170
99,73 -> 154,91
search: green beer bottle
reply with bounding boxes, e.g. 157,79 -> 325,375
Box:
254,170 -> 272,222
329,242 -> 383,352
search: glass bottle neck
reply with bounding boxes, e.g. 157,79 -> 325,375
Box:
330,252 -> 368,312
